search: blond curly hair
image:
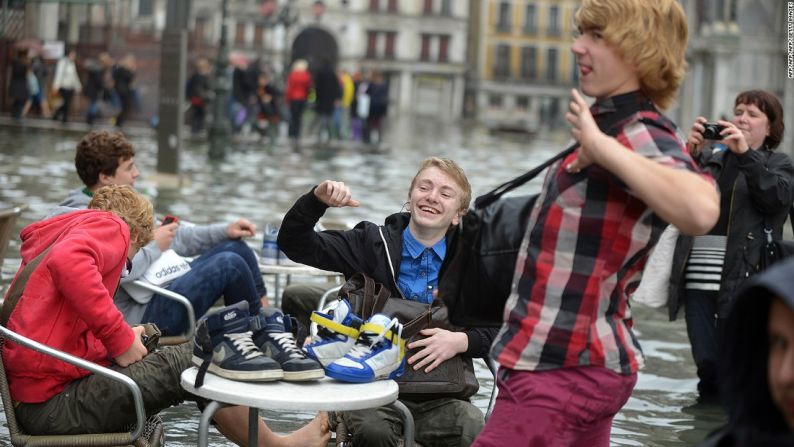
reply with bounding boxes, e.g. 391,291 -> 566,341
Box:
88,185 -> 154,250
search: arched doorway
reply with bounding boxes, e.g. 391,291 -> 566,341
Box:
290,27 -> 338,71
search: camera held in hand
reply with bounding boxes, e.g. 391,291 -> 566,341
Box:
701,123 -> 726,140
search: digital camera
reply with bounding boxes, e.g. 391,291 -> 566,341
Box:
701,123 -> 725,140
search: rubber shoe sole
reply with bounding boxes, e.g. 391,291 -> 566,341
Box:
326,358 -> 405,383
283,367 -> 326,381
191,355 -> 284,382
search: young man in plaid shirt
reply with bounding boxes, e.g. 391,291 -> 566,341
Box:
473,0 -> 720,445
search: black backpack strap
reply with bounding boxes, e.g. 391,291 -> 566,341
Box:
1,246 -> 54,327
474,110 -> 671,210
474,142 -> 578,209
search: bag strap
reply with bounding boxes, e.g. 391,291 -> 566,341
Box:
474,142 -> 578,209
1,246 -> 54,327
473,112 -> 670,210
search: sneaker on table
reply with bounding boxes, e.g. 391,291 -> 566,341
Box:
252,307 -> 325,381
305,298 -> 363,367
192,301 -> 283,382
325,313 -> 406,383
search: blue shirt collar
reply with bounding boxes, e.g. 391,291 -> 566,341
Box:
402,227 -> 446,260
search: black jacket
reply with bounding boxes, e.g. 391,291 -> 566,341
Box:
278,188 -> 497,358
669,146 -> 794,320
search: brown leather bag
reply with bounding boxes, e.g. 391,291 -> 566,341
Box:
336,273 -> 479,399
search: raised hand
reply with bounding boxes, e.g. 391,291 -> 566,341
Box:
314,180 -> 361,208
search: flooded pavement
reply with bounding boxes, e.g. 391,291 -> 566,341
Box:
0,119 -> 724,445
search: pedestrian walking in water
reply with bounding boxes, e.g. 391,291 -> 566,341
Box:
51,49 -> 81,124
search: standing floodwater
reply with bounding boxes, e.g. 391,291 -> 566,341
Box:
0,118 -> 724,446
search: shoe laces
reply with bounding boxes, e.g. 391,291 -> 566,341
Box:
271,331 -> 306,359
226,331 -> 264,360
347,317 -> 402,359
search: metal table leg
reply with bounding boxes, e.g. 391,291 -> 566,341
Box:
198,400 -> 225,447
248,407 -> 259,446
389,400 -> 415,447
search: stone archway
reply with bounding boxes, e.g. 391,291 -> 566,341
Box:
290,26 -> 338,70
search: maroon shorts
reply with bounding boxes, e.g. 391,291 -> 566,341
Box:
473,366 -> 637,447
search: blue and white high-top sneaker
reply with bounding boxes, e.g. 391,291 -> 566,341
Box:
192,302 -> 283,385
325,313 -> 405,383
304,298 -> 364,367
251,308 -> 325,381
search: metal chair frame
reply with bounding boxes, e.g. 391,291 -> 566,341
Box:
0,325 -> 151,446
129,280 -> 196,346
0,279 -> 192,446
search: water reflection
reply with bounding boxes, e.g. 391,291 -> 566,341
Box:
0,120 -> 724,445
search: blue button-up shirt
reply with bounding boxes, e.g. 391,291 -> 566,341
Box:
397,227 -> 445,304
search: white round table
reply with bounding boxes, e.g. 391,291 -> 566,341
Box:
180,367 -> 414,446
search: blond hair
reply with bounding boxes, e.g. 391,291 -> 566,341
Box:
409,157 -> 472,212
88,185 -> 154,250
575,0 -> 688,110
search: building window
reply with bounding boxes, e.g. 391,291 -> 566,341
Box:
489,94 -> 503,108
194,17 -> 207,44
254,23 -> 264,48
547,5 -> 560,36
520,46 -> 536,80
546,47 -> 558,81
138,0 -> 153,16
438,35 -> 450,62
420,34 -> 430,61
370,0 -> 380,11
387,0 -> 398,13
516,96 -> 529,110
366,30 -> 378,58
440,0 -> 451,16
384,32 -> 396,59
497,2 -> 511,32
423,0 -> 433,14
494,44 -> 510,78
235,22 -> 246,46
523,4 -> 536,34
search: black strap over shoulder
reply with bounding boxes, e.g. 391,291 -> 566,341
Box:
473,112 -> 668,210
474,143 -> 577,210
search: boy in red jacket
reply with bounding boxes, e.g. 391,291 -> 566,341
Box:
4,185 -> 329,446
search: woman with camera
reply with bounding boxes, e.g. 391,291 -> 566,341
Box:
668,90 -> 794,403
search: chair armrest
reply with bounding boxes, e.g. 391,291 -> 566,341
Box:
483,357 -> 499,421
310,285 -> 343,339
0,325 -> 145,442
132,280 -> 196,345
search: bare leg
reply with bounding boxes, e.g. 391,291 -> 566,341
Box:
214,407 -> 329,447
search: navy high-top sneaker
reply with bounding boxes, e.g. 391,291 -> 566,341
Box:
192,301 -> 283,385
251,308 -> 325,381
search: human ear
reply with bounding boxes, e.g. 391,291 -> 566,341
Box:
98,172 -> 114,186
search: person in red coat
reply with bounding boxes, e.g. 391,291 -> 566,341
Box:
285,59 -> 312,146
5,185 -> 330,446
